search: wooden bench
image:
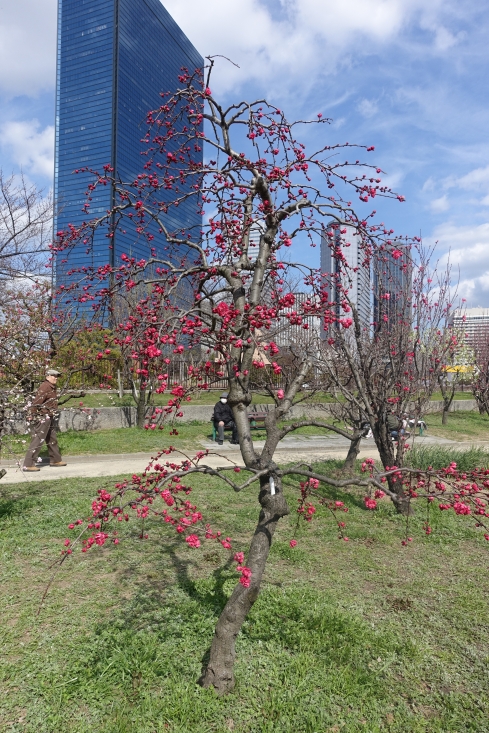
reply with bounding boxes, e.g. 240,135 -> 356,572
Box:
211,411 -> 268,441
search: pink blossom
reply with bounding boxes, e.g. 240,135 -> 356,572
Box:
185,534 -> 200,548
289,539 -> 297,548
238,566 -> 252,587
277,389 -> 285,399
364,497 -> 377,510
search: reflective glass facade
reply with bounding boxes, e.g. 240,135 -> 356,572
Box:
54,0 -> 203,287
320,225 -> 371,334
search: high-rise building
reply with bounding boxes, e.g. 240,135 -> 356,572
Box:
247,221 -> 264,262
372,241 -> 412,329
54,0 -> 203,286
320,223 -> 371,333
274,292 -> 321,349
449,307 -> 489,346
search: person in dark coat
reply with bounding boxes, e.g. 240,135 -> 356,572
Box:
213,392 -> 238,445
386,409 -> 400,440
23,369 -> 67,471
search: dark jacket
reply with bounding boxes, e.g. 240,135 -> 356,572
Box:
386,413 -> 399,432
213,400 -> 234,424
29,380 -> 58,419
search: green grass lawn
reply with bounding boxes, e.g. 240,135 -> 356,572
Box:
429,391 -> 473,402
3,420 -> 344,460
4,408 -> 489,463
1,457 -> 488,732
58,390 -> 340,409
426,410 -> 489,442
59,391 -> 278,408
60,390 -> 474,410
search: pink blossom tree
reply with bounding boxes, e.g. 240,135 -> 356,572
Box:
315,238 -> 458,505
53,63 -> 485,693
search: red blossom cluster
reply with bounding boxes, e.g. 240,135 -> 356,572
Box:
61,446 -> 252,587
283,459 -> 489,549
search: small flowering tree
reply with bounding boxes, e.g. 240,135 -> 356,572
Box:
53,63 -> 481,693
471,329 -> 489,415
0,281 -> 55,455
315,239 -> 458,511
0,170 -> 53,279
0,281 -> 100,460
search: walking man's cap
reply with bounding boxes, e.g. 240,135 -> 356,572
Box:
46,369 -> 62,377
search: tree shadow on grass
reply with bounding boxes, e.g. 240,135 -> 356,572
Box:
0,498 -> 16,520
81,537 -> 414,706
0,483 -> 44,521
85,536 -> 239,685
111,536 -> 236,631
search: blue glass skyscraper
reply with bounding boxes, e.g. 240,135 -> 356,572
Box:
54,0 -> 203,287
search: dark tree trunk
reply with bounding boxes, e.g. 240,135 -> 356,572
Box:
200,474 -> 289,694
474,393 -> 488,415
343,434 -> 362,472
441,404 -> 449,425
375,435 -> 413,516
136,389 -> 147,428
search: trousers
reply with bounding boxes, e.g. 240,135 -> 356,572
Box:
216,420 -> 238,443
24,416 -> 62,467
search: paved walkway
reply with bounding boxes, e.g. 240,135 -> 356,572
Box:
1,434 -> 486,485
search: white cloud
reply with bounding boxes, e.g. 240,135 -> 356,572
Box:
430,195 -> 449,213
162,0 -> 451,94
433,26 -> 465,51
0,0 -> 57,97
0,0 -> 473,103
0,120 -> 54,179
357,99 -> 378,118
426,222 -> 489,305
453,164 -> 489,192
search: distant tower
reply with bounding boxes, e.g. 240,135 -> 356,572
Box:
373,242 -> 412,329
247,222 -> 263,262
54,0 -> 203,287
320,223 -> 371,333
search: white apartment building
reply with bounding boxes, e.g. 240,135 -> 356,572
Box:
449,307 -> 489,345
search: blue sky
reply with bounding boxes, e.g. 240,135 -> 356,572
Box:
1,0 -> 489,304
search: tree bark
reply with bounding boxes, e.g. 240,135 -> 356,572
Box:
136,389 -> 147,429
343,435 -> 362,472
200,474 -> 289,694
375,439 -> 413,516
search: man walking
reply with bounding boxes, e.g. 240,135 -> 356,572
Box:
212,392 -> 239,445
23,369 -> 67,471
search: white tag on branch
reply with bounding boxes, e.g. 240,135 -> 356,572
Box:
270,476 -> 275,495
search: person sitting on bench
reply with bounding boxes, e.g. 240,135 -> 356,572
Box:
386,409 -> 400,440
213,392 -> 239,445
